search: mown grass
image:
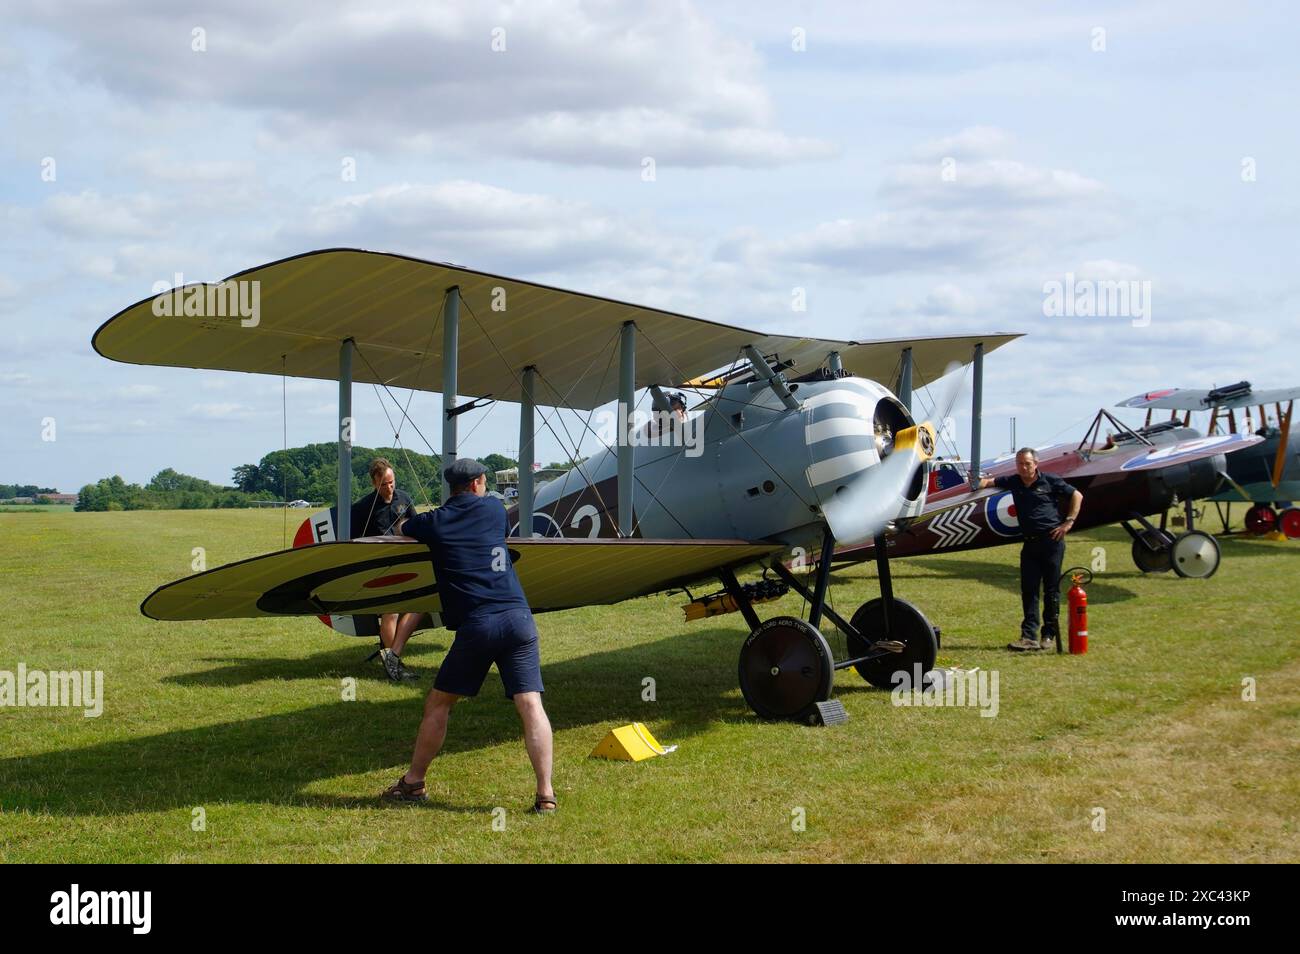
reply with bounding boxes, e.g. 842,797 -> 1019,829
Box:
0,509 -> 1296,862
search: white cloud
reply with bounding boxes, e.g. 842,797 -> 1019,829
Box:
19,1 -> 831,168
43,190 -> 157,239
912,125 -> 1013,160
282,179 -> 689,272
123,150 -> 259,184
717,128 -> 1121,275
113,384 -> 164,401
186,402 -> 257,420
882,158 -> 1106,209
77,255 -> 119,281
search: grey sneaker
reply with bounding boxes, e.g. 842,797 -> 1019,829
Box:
1040,633 -> 1059,651
380,648 -> 418,681
1007,637 -> 1042,652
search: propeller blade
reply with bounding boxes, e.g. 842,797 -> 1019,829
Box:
819,363 -> 965,546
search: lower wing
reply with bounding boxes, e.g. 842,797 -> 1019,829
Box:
141,537 -> 782,622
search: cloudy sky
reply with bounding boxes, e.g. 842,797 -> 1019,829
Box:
3,1 -> 1297,494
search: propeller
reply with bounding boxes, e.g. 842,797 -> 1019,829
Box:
820,364 -> 968,546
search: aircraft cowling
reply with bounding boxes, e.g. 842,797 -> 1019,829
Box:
800,377 -> 934,546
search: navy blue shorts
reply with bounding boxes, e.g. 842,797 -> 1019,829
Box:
435,607 -> 544,699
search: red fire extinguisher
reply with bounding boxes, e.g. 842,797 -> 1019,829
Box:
1061,567 -> 1092,654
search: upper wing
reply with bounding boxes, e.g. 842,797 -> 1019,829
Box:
1066,432 -> 1262,477
94,247 -> 1021,411
141,536 -> 783,622
1117,386 -> 1300,412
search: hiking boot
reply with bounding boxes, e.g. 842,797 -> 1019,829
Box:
380,647 -> 418,681
1006,637 -> 1042,652
1040,632 -> 1060,651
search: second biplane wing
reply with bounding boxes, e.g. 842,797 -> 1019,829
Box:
141,537 -> 782,622
93,247 -> 1020,409
1066,432 -> 1262,477
1118,385 -> 1300,412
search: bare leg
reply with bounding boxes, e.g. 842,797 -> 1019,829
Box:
379,613 -> 397,650
405,688 -> 460,783
513,691 -> 554,799
391,613 -> 423,655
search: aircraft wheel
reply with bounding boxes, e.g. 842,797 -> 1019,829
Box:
846,598 -> 938,690
1130,530 -> 1173,573
1278,508 -> 1300,539
738,616 -> 834,720
1244,504 -> 1277,535
1171,530 -> 1221,579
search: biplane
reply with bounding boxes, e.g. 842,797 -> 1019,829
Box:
93,248 -> 1021,723
1116,382 -> 1300,538
832,407 -> 1262,579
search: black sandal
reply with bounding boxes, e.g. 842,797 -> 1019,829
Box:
529,794 -> 557,814
381,775 -> 428,803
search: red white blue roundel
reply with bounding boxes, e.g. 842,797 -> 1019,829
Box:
986,491 -> 1021,537
1119,434 -> 1244,471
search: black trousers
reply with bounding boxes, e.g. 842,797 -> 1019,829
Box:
1019,535 -> 1065,640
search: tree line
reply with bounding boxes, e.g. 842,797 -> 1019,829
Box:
1,484 -> 59,499
74,445 -> 521,512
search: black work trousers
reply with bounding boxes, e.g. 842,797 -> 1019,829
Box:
1020,535 -> 1065,640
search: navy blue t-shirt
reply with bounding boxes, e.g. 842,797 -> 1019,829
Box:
993,471 -> 1078,534
401,494 -> 529,629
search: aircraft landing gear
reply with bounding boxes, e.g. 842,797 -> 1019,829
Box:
845,597 -> 937,689
1122,514 -> 1223,578
1244,503 -> 1277,534
1279,507 -> 1300,539
729,529 -> 937,721
1170,530 -> 1221,578
737,617 -> 834,721
1130,528 -> 1174,573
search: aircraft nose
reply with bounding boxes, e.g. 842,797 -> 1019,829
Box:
801,381 -> 935,545
803,383 -> 883,495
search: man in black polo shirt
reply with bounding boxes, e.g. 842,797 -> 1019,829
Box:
977,448 -> 1083,651
380,458 -> 556,813
351,458 -> 420,681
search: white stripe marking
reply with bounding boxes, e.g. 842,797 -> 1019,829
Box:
806,450 -> 878,487
805,417 -> 875,444
803,388 -> 876,411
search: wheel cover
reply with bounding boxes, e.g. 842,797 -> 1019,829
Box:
738,617 -> 833,719
1278,508 -> 1300,539
1171,531 -> 1221,579
1131,530 -> 1172,573
846,598 -> 938,690
1244,505 -> 1277,534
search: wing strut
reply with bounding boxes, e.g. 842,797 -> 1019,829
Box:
619,321 -> 636,536
968,342 -> 983,488
440,286 -> 461,502
519,366 -> 537,535
337,338 -> 354,539
1273,401 -> 1293,488
897,346 -> 913,412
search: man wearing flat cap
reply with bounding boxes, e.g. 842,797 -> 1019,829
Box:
382,458 -> 556,813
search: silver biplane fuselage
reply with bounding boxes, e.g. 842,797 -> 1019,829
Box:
519,374 -> 928,553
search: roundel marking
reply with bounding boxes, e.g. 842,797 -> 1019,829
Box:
363,572 -> 420,589
986,491 -> 1022,537
1119,434 -> 1240,471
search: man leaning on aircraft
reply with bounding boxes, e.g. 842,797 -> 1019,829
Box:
382,458 -> 556,813
975,448 -> 1083,652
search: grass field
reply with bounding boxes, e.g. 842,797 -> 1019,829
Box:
1,508 -> 1297,863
